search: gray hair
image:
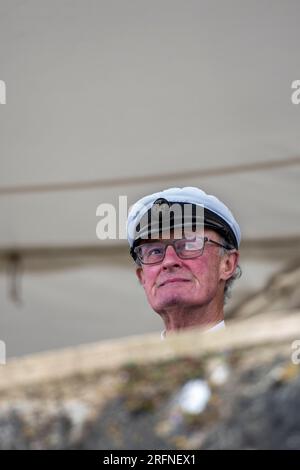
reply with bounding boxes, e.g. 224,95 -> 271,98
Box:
219,237 -> 242,304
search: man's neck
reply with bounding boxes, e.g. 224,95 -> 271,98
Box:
159,301 -> 224,333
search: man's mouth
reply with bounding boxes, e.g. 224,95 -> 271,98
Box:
159,278 -> 191,287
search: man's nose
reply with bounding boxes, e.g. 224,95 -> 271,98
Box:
162,245 -> 182,269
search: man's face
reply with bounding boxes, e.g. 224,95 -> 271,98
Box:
136,228 -> 239,314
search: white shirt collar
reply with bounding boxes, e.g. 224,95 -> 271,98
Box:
160,320 -> 225,340
208,320 -> 225,332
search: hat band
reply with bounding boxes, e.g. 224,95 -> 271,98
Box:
132,203 -> 238,250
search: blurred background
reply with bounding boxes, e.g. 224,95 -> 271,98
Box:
0,0 -> 300,359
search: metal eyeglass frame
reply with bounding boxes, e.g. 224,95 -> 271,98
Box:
134,236 -> 234,265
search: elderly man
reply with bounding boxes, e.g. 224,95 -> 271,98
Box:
127,187 -> 241,337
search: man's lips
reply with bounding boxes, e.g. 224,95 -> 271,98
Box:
158,278 -> 191,287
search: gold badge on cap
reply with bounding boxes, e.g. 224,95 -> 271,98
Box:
152,198 -> 171,219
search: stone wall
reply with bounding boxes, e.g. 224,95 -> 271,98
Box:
0,311 -> 299,449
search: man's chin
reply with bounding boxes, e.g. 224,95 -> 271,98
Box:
150,293 -> 192,311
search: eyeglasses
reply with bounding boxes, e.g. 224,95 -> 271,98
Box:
134,236 -> 233,265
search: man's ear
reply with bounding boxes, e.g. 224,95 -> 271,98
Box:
220,251 -> 239,281
136,266 -> 145,285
